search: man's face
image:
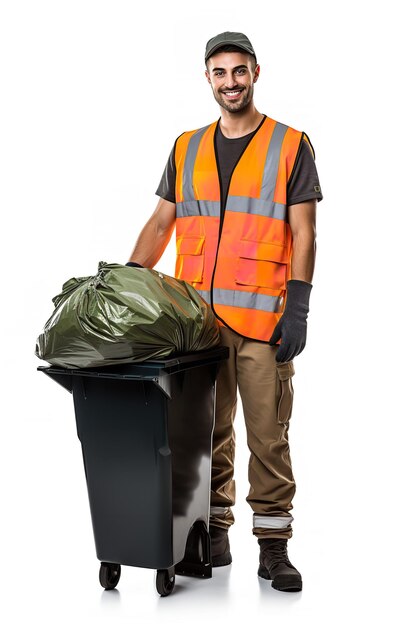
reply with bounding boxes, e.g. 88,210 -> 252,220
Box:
205,51 -> 260,113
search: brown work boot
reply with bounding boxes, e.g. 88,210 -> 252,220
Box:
209,525 -> 232,567
258,538 -> 302,591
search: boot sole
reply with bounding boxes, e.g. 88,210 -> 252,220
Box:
258,565 -> 302,592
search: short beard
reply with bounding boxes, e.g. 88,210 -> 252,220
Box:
214,85 -> 254,113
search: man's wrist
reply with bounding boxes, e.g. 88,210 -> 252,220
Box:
287,279 -> 312,288
286,279 -> 312,309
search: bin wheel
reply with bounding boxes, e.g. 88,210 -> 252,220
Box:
156,568 -> 175,596
99,562 -> 121,590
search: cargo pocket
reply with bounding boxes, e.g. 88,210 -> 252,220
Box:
175,236 -> 205,283
275,360 -> 295,424
235,240 -> 288,290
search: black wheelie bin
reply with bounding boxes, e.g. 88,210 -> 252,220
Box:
38,345 -> 229,596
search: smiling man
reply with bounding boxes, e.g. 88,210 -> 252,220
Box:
128,31 -> 323,593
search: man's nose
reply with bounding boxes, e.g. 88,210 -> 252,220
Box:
224,73 -> 238,88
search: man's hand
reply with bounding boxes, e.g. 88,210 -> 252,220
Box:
269,280 -> 312,363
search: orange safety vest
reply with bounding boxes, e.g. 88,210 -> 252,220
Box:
174,114 -> 310,342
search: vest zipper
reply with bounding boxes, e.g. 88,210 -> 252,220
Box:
209,114 -> 268,340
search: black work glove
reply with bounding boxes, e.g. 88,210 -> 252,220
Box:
125,261 -> 144,268
269,279 -> 312,363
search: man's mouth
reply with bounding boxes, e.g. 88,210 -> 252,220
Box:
222,89 -> 243,99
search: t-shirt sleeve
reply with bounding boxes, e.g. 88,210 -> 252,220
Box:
155,143 -> 176,203
287,133 -> 323,206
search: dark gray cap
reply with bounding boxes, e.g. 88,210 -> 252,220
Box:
205,31 -> 256,63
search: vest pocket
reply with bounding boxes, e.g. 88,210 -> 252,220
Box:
175,236 -> 205,283
276,360 -> 295,424
235,239 -> 289,289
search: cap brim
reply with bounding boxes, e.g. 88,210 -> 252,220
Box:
205,43 -> 254,62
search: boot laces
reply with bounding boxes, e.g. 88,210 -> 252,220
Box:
262,539 -> 291,566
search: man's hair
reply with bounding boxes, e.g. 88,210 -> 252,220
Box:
205,44 -> 257,70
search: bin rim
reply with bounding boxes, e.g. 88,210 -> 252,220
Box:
37,345 -> 229,379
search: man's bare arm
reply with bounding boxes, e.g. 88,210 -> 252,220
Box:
287,199 -> 317,283
128,197 -> 176,268
270,199 -> 317,361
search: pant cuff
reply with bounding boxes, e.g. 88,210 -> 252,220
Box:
253,527 -> 293,539
209,505 -> 234,529
252,514 -> 293,539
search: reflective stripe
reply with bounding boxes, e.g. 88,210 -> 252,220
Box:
182,124 -> 211,201
261,122 -> 288,202
195,289 -> 211,303
213,288 -> 283,313
253,514 -> 294,529
177,196 -> 285,220
176,199 -> 220,218
226,195 -> 286,220
210,506 -> 230,516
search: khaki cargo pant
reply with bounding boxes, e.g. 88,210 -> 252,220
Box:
210,326 -> 296,539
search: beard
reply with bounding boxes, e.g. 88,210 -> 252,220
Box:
213,84 -> 254,113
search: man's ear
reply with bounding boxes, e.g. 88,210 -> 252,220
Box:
205,69 -> 211,84
253,64 -> 260,83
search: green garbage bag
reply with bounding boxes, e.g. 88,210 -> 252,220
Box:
35,261 -> 220,368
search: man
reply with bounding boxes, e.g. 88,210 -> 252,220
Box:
127,31 -> 323,592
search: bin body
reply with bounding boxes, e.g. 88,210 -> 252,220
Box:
38,347 -> 229,570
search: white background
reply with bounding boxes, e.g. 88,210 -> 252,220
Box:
1,0 -> 416,623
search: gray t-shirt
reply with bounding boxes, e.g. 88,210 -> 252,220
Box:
155,114 -> 323,208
